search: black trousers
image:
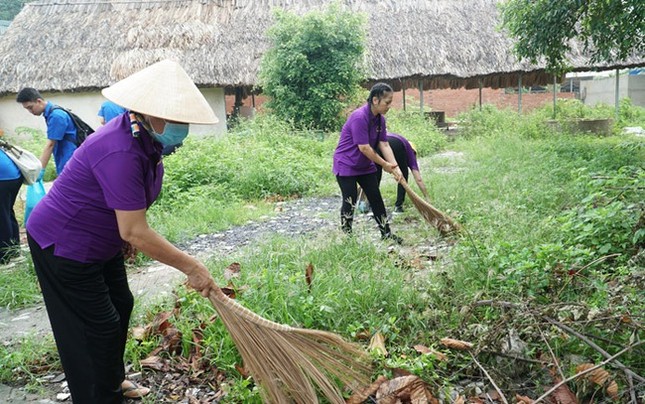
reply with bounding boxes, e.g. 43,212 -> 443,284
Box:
336,173 -> 390,234
376,136 -> 409,208
0,177 -> 22,263
28,234 -> 132,404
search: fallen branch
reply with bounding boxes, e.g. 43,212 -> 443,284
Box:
544,317 -> 645,384
469,352 -> 508,404
532,341 -> 644,404
536,320 -> 565,380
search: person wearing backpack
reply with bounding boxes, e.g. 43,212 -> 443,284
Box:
16,88 -> 78,176
0,139 -> 23,264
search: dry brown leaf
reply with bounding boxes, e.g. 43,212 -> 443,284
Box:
346,375 -> 387,404
550,384 -> 578,404
453,395 -> 466,404
355,329 -> 372,341
235,363 -> 250,378
368,332 -> 388,356
152,311 -> 173,334
161,327 -> 182,355
515,393 -> 534,403
305,262 -> 314,292
376,375 -> 436,404
390,368 -> 413,378
131,326 -> 147,341
140,355 -> 167,371
220,283 -> 237,299
223,262 -> 241,280
413,344 -> 448,361
606,380 -> 618,400
575,363 -> 610,385
439,337 -> 473,351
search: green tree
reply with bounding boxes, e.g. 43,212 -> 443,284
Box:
259,4 -> 366,131
500,0 -> 645,73
0,0 -> 30,20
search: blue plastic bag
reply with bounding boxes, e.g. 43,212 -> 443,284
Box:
24,179 -> 46,224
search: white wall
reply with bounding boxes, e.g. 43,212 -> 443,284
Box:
0,87 -> 227,138
580,74 -> 645,107
627,75 -> 645,107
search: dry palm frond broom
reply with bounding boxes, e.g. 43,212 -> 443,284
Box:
208,289 -> 372,403
397,177 -> 461,236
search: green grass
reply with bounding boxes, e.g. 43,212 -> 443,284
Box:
1,101 -> 644,400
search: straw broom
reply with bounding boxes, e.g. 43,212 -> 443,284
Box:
396,177 -> 461,236
208,289 -> 372,403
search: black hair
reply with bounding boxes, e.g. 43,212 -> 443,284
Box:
367,82 -> 393,104
16,87 -> 43,103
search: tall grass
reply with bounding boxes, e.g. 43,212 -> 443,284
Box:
2,101 -> 644,399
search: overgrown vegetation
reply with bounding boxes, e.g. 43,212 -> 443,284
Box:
500,0 -> 645,72
0,0 -> 29,21
2,100 -> 643,402
258,3 -> 367,131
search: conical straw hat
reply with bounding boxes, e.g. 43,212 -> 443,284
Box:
102,60 -> 218,125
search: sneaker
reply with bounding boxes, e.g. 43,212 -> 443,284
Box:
381,233 -> 403,245
393,206 -> 404,214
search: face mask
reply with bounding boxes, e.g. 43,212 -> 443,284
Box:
148,120 -> 190,146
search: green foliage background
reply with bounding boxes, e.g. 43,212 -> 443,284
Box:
500,0 -> 645,72
0,0 -> 29,20
258,4 -> 367,131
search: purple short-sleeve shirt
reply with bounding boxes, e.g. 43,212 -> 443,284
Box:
387,133 -> 419,171
332,104 -> 388,176
26,114 -> 164,263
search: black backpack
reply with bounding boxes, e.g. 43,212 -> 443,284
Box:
52,106 -> 95,147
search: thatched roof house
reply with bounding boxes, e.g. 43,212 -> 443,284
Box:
1,0 -> 643,97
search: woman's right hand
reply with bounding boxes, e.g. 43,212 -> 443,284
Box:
186,263 -> 218,297
384,163 -> 403,182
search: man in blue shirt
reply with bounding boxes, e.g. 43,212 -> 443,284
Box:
98,100 -> 126,125
17,88 -> 77,176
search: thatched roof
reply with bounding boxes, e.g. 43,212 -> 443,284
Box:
0,0 -> 643,95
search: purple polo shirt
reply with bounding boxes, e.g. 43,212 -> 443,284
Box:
26,113 -> 164,263
332,104 -> 388,176
388,133 -> 419,171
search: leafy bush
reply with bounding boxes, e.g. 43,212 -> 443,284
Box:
554,166 -> 644,261
457,104 -> 518,139
157,115 -> 337,210
259,4 -> 367,131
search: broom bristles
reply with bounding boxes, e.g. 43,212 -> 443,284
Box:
397,177 -> 461,236
208,290 -> 372,404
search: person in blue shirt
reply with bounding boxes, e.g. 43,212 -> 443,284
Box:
98,100 -> 126,125
0,144 -> 22,264
16,88 -> 77,176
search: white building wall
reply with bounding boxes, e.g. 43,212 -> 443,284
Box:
580,74 -> 645,108
0,88 -> 227,138
627,75 -> 645,107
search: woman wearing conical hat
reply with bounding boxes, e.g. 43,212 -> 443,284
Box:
26,60 -> 219,403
